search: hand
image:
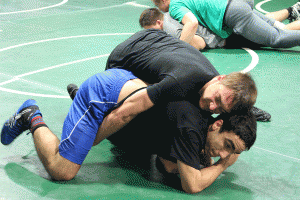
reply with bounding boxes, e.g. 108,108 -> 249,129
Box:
200,150 -> 214,167
220,154 -> 240,168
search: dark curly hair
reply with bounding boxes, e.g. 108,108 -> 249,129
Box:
215,110 -> 257,150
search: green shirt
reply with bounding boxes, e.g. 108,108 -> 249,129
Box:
169,0 -> 232,38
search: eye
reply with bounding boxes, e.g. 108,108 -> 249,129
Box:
225,140 -> 235,152
225,142 -> 231,149
215,95 -> 222,107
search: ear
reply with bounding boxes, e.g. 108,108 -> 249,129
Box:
217,75 -> 226,81
212,119 -> 223,131
210,75 -> 225,83
162,0 -> 170,5
157,20 -> 163,29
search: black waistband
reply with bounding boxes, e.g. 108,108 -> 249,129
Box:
113,86 -> 148,110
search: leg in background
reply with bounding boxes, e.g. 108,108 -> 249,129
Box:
224,0 -> 300,48
266,9 -> 289,22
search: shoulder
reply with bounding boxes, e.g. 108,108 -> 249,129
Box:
166,101 -> 211,131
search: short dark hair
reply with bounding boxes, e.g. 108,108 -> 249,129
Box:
216,111 -> 257,150
139,8 -> 163,28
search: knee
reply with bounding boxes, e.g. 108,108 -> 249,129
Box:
59,173 -> 76,181
46,159 -> 81,181
50,170 -> 77,181
268,32 -> 285,48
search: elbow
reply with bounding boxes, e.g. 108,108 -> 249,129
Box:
181,181 -> 207,194
182,185 -> 205,194
190,21 -> 199,33
197,42 -> 206,51
190,35 -> 206,50
188,20 -> 198,31
192,21 -> 199,30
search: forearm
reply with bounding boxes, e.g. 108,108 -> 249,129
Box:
178,159 -> 229,194
93,89 -> 154,145
180,22 -> 198,44
195,159 -> 229,191
180,12 -> 199,44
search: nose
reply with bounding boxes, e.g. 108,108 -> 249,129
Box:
219,151 -> 230,159
209,101 -> 218,111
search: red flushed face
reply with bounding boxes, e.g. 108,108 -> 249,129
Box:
199,83 -> 234,114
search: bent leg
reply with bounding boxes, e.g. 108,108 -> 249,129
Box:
284,20 -> 300,30
253,10 -> 276,26
224,0 -> 300,48
266,9 -> 289,22
35,74 -> 112,180
256,10 -> 300,30
33,91 -> 99,180
33,127 -> 80,181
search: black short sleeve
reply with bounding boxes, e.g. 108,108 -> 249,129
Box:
161,101 -> 211,170
106,29 -> 219,105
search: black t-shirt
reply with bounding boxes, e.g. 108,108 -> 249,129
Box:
108,101 -> 212,170
106,29 -> 217,170
106,29 -> 219,105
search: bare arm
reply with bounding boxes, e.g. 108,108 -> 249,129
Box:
178,154 -> 240,194
93,88 -> 154,145
180,12 -> 199,44
189,35 -> 206,50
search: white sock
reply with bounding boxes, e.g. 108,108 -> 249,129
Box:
273,21 -> 286,30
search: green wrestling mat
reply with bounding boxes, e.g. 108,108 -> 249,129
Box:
0,0 -> 299,199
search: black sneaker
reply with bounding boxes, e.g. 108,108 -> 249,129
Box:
67,84 -> 79,100
289,2 -> 300,22
251,106 -> 271,122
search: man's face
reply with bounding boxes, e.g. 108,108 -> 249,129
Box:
199,82 -> 234,114
205,120 -> 246,159
152,0 -> 170,12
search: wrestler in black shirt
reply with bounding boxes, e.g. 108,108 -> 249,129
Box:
100,28 -> 257,193
106,28 -> 219,105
